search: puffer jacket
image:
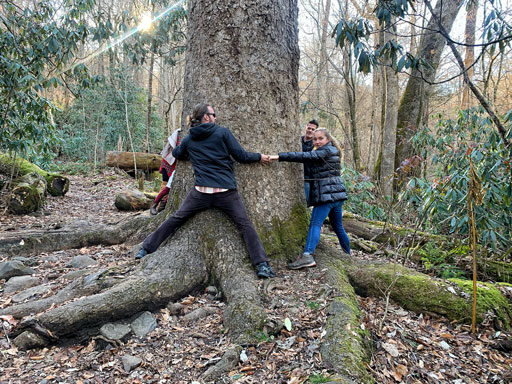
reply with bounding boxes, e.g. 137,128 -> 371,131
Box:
173,123 -> 260,189
279,142 -> 347,206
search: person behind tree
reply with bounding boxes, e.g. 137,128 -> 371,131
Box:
301,119 -> 318,205
136,103 -> 276,279
270,128 -> 350,269
150,128 -> 181,215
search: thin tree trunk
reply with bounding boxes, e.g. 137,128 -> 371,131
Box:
380,21 -> 399,197
145,50 -> 155,153
461,0 -> 477,109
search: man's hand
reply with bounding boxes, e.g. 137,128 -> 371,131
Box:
269,155 -> 279,161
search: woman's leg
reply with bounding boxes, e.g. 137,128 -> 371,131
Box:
303,203 -> 331,254
328,201 -> 351,255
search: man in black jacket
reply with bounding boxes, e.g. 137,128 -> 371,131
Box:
135,103 -> 275,279
301,119 -> 318,205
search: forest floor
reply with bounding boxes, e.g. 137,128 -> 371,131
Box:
0,169 -> 511,384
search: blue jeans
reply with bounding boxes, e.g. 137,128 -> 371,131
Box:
304,201 -> 350,255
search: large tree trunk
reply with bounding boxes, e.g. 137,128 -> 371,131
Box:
394,0 -> 463,177
3,0 -> 306,351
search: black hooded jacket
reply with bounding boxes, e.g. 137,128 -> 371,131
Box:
172,123 -> 261,190
278,142 -> 347,206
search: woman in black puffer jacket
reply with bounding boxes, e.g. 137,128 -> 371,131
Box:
275,128 -> 350,270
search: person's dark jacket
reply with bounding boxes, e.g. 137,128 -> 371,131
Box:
279,142 -> 347,206
172,123 -> 260,190
301,136 -> 314,181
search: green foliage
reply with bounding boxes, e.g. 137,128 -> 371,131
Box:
401,108 -> 512,252
0,0 -> 102,158
306,301 -> 322,310
418,242 -> 466,279
47,160 -> 98,175
308,373 -> 331,383
54,67 -> 164,162
341,165 -> 387,221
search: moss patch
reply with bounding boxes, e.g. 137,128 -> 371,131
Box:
258,202 -> 309,259
449,278 -> 512,329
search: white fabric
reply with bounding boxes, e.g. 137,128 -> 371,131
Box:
161,129 -> 181,166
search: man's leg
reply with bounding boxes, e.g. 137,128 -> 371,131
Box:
304,181 -> 311,206
142,189 -> 210,253
213,190 -> 268,266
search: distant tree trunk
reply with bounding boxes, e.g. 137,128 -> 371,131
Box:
344,48 -> 361,171
379,21 -> 399,197
314,0 -> 331,119
394,0 -> 463,176
145,50 -> 155,153
461,0 -> 477,109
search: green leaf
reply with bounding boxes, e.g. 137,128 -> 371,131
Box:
284,318 -> 292,331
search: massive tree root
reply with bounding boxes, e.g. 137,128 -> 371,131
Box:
3,210 -> 273,351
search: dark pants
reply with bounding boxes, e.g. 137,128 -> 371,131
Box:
142,189 -> 268,265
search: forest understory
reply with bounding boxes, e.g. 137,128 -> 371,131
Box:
0,169 -> 510,384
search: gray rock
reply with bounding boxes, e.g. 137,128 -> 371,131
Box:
0,260 -> 36,280
201,346 -> 242,382
12,257 -> 38,266
14,331 -> 47,350
183,306 -> 217,322
83,269 -> 107,286
4,275 -> 40,293
167,302 -> 184,315
100,322 -> 131,340
62,270 -> 88,280
67,255 -> 98,268
121,355 -> 142,372
40,255 -> 59,264
205,286 -> 218,295
12,284 -> 50,303
130,311 -> 157,338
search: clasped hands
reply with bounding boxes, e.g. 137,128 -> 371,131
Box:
260,154 -> 279,165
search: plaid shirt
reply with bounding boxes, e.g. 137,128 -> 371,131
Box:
195,186 -> 228,194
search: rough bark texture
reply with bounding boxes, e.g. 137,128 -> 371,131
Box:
0,153 -> 69,196
105,151 -> 161,171
394,0 -> 463,173
114,189 -> 154,211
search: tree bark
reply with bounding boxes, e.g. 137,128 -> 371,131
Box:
105,151 -> 161,171
379,20 -> 399,196
0,153 -> 69,196
114,189 -> 155,211
394,0 -> 463,175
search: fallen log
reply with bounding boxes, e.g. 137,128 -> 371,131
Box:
0,153 -> 69,196
8,173 -> 47,214
114,189 -> 154,211
106,151 -> 161,172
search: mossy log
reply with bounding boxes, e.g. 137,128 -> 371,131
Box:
106,151 -> 161,172
114,189 -> 154,211
7,173 -> 47,214
0,153 -> 69,196
339,251 -> 512,329
316,248 -> 374,384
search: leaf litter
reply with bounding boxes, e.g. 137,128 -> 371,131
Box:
0,169 -> 510,383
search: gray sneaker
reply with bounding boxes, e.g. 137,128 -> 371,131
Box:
287,254 -> 316,270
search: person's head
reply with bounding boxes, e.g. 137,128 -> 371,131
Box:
313,128 -> 331,148
189,103 -> 216,126
304,119 -> 319,140
314,128 -> 343,153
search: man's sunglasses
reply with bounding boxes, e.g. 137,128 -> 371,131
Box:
207,113 -> 216,117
